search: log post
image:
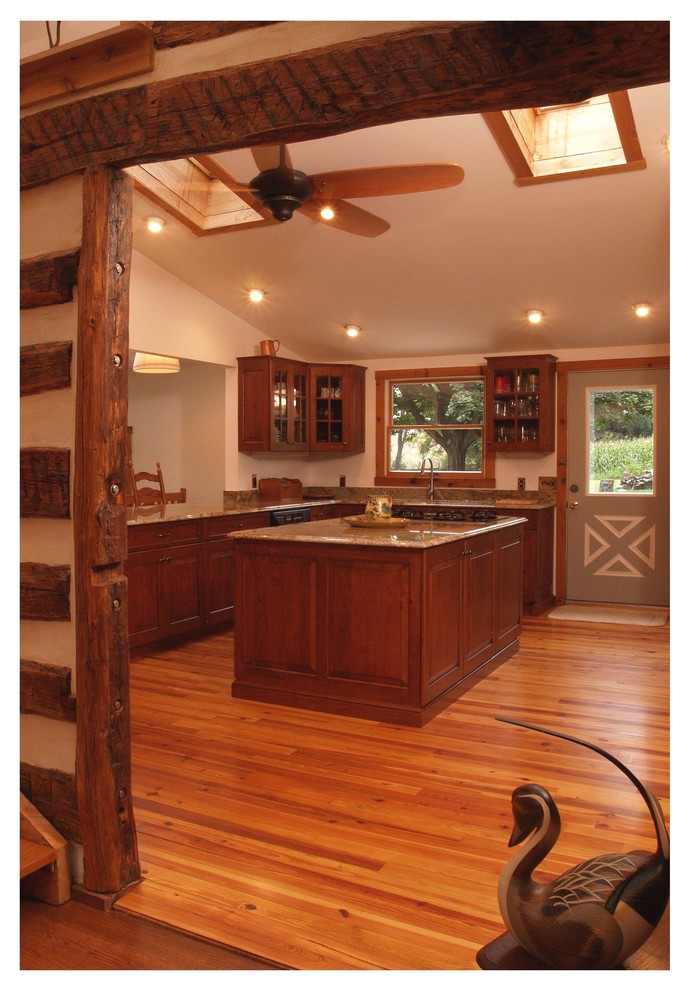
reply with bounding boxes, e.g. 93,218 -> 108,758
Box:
74,166 -> 139,893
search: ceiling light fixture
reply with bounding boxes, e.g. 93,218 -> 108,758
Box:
345,325 -> 361,337
248,288 -> 264,303
146,216 -> 165,233
133,352 -> 180,374
320,206 -> 335,221
633,302 -> 651,317
526,309 -> 544,324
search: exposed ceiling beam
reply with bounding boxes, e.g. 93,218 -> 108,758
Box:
21,21 -> 669,190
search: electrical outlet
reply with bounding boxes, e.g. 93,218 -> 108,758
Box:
339,475 -> 346,487
251,474 -> 257,489
517,477 -> 526,491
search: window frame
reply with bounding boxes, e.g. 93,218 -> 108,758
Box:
375,366 -> 495,489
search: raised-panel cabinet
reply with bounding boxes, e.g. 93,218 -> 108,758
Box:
233,520 -> 524,725
126,511 -> 270,648
484,354 -> 557,452
238,356 -> 366,453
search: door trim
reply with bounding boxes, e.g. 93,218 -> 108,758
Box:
555,356 -> 669,603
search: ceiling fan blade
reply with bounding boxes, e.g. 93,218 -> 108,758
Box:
311,163 -> 464,200
302,199 -> 390,237
251,143 -> 293,173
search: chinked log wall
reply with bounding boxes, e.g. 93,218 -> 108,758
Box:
20,250 -> 80,840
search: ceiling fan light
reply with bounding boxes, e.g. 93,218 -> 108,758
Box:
320,206 -> 335,220
633,302 -> 651,317
527,309 -> 544,324
133,352 -> 180,374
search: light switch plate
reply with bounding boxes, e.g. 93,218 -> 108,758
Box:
539,476 -> 556,491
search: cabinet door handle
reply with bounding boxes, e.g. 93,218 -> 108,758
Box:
160,555 -> 173,562
157,531 -> 171,538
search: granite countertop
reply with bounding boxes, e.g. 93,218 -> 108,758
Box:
126,499 -> 333,525
231,514 -> 526,549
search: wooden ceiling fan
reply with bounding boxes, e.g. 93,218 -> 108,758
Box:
226,144 -> 465,237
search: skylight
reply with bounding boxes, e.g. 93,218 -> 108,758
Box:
483,92 -> 645,184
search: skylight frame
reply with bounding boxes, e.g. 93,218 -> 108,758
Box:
483,91 -> 645,185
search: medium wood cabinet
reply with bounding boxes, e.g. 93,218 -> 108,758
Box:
126,511 -> 270,648
309,364 -> 366,453
493,506 -> 554,615
237,356 -> 308,452
237,356 -> 366,453
125,523 -> 204,647
484,354 -> 557,452
232,520 -> 524,725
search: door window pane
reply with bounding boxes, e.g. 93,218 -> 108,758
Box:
587,387 -> 655,493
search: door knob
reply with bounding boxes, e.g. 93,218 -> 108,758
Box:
569,500 -> 579,509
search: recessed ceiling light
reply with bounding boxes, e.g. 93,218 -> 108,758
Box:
345,324 -> 360,337
248,288 -> 264,303
526,309 -> 544,324
146,216 -> 165,233
320,206 -> 335,221
633,302 -> 651,317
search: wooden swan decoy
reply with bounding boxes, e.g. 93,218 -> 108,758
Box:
495,717 -> 669,969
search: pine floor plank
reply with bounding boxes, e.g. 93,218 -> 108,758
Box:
114,615 -> 670,970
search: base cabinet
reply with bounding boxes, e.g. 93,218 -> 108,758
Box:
126,511 -> 270,649
494,506 -> 554,615
233,521 -> 524,725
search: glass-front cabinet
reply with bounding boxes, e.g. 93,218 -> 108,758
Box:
309,364 -> 366,453
272,361 -> 308,449
238,357 -> 365,453
484,354 -> 557,453
237,356 -> 309,452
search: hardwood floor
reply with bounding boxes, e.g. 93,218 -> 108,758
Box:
111,615 -> 669,970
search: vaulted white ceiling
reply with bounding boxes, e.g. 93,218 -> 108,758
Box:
131,82 -> 670,363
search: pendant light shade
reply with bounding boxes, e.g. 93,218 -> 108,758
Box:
133,352 -> 180,374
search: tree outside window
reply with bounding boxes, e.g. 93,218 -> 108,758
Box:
375,367 -> 494,488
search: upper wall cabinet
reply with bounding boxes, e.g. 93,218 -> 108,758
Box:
484,354 -> 557,453
309,364 -> 366,454
237,357 -> 366,454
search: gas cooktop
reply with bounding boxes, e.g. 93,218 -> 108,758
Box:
395,506 -> 499,522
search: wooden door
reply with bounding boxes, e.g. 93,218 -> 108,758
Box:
566,369 -> 669,606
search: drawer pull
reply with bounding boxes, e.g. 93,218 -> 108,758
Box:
157,531 -> 171,538
160,555 -> 173,563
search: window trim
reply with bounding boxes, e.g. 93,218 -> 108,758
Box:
375,366 -> 495,489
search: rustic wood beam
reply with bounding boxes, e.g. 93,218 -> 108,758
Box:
20,659 -> 77,721
20,250 -> 80,308
20,763 -> 81,844
20,562 -> 71,621
20,341 -> 73,397
20,21 -> 669,189
20,448 -> 71,518
151,21 -> 281,49
74,166 -> 139,894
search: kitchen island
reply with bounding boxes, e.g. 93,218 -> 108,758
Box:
232,514 -> 525,726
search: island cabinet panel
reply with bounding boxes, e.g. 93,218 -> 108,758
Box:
493,506 -> 554,615
235,549 -> 319,676
496,527 -> 523,650
462,533 -> 496,675
323,555 -> 419,699
421,553 -> 463,703
232,520 -> 524,726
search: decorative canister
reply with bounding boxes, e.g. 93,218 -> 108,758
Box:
365,495 -> 393,520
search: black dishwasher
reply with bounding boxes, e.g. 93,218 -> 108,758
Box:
269,507 -> 312,526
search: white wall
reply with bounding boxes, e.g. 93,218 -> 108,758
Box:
130,251 -> 670,496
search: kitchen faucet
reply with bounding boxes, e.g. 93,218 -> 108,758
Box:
419,457 -> 435,500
